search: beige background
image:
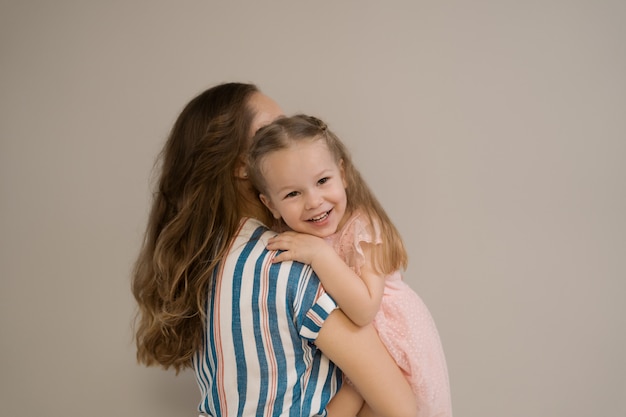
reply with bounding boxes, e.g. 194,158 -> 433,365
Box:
1,1 -> 625,416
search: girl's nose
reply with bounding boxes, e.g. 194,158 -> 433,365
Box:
304,191 -> 323,210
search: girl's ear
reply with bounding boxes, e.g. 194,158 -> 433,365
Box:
259,194 -> 281,219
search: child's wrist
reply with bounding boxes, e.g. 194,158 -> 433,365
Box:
311,245 -> 331,268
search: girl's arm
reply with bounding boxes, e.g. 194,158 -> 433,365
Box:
267,231 -> 384,326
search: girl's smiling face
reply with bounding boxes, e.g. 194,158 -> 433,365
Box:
259,139 -> 348,238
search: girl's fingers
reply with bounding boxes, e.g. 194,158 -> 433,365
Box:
267,235 -> 294,250
267,237 -> 281,247
271,251 -> 292,263
267,241 -> 289,251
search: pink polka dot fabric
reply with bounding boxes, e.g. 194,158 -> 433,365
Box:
325,212 -> 453,417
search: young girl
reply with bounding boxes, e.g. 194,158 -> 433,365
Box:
249,114 -> 453,417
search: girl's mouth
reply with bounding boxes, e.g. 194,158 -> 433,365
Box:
308,210 -> 331,223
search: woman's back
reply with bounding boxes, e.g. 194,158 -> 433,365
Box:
193,218 -> 341,416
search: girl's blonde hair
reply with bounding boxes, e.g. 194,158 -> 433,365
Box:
131,82 -> 260,371
248,114 -> 408,275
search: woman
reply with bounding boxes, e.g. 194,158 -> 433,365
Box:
132,82 -> 417,417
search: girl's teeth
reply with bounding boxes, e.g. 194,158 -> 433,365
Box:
310,212 -> 329,222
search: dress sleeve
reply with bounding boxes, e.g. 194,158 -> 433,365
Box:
341,213 -> 383,276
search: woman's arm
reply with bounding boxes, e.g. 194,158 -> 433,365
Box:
325,382 -> 364,417
315,309 -> 418,417
267,231 -> 384,326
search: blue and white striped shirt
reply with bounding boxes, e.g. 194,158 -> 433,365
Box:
193,218 -> 341,417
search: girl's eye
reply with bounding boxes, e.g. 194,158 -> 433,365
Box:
285,191 -> 299,199
318,177 -> 329,185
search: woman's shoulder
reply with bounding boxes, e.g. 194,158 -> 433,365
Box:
238,217 -> 277,247
240,217 -> 268,234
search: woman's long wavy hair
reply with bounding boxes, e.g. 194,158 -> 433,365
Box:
132,83 -> 259,371
248,114 -> 408,275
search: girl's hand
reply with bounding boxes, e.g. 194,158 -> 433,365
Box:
266,231 -> 330,265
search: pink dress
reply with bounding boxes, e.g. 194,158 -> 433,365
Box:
324,211 -> 453,417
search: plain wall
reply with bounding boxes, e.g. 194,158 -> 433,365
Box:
1,1 -> 625,416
